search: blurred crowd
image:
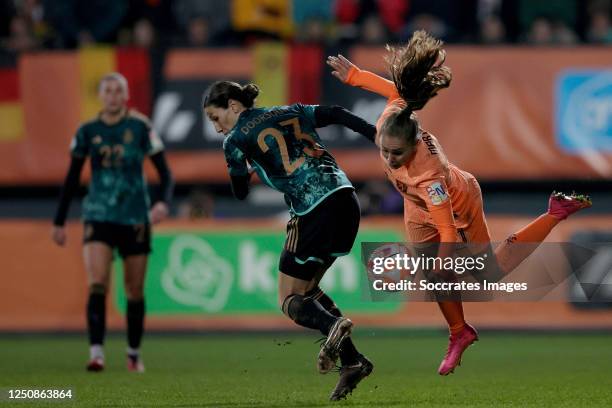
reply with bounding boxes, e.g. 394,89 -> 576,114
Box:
1,0 -> 612,53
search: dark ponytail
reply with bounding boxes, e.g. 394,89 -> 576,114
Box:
202,81 -> 260,109
385,30 -> 452,111
241,83 -> 259,106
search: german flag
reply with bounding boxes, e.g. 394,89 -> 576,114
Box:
78,46 -> 152,119
0,56 -> 24,141
0,47 -> 151,184
254,42 -> 322,106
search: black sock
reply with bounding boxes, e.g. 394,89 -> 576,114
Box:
282,294 -> 338,335
313,289 -> 361,366
87,291 -> 106,345
127,299 -> 145,349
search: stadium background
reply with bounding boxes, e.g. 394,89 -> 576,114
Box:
1,1 -> 611,406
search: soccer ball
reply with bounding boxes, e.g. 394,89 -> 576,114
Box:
366,243 -> 414,286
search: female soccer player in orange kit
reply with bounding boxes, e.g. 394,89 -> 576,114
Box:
328,31 -> 591,376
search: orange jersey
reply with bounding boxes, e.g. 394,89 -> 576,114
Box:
347,67 -> 486,243
384,130 -> 478,242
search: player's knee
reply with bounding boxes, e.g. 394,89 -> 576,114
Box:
124,282 -> 144,300
89,283 -> 107,295
281,294 -> 304,320
278,292 -> 287,309
281,289 -> 323,320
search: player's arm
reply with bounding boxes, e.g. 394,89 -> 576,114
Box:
314,105 -> 376,143
149,152 -> 174,204
223,138 -> 251,200
142,123 -> 173,224
53,125 -> 89,245
230,173 -> 252,200
417,177 -> 459,278
429,204 -> 459,244
327,54 -> 400,101
418,178 -> 459,244
53,155 -> 86,227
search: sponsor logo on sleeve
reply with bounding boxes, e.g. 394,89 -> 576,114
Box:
426,181 -> 449,205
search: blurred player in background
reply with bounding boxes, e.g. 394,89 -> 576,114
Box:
203,81 -> 375,400
51,73 -> 174,373
328,30 -> 591,376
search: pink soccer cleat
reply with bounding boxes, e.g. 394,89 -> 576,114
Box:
438,323 -> 478,376
547,191 -> 592,220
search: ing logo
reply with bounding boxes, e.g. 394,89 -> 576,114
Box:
556,70 -> 612,152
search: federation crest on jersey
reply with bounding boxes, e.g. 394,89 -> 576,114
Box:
123,129 -> 134,144
426,181 -> 448,205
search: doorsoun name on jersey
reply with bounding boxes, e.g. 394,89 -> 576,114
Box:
240,109 -> 286,135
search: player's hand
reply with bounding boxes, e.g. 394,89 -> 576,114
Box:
51,226 -> 67,247
150,201 -> 169,224
326,54 -> 358,83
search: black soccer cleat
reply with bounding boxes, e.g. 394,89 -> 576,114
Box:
329,355 -> 374,401
317,318 -> 353,374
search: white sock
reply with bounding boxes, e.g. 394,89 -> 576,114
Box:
90,344 -> 104,360
127,347 -> 140,358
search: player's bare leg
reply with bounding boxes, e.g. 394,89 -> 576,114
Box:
83,242 -> 113,372
123,254 -> 148,373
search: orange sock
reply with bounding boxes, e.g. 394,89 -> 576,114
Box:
509,214 -> 559,243
495,213 -> 560,274
437,301 -> 465,335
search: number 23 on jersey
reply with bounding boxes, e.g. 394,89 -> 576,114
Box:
257,117 -> 323,175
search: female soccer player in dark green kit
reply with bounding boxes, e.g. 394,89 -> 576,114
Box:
204,81 -> 375,400
52,73 -> 173,373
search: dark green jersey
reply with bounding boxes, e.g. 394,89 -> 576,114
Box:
70,110 -> 164,225
223,104 -> 353,215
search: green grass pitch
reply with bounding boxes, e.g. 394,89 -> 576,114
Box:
1,331 -> 611,407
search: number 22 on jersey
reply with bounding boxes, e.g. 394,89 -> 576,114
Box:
99,145 -> 124,168
257,117 -> 323,175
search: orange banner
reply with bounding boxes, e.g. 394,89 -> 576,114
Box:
2,217 -> 612,332
0,47 -> 611,184
351,46 -> 612,180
